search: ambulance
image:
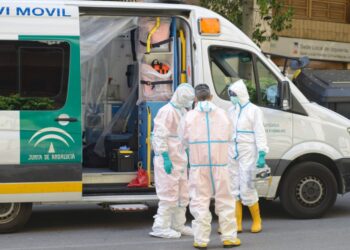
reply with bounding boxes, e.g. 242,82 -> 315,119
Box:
0,0 -> 350,233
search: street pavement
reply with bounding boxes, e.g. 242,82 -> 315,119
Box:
2,194 -> 350,250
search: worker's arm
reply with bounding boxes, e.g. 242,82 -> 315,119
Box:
178,112 -> 190,150
253,107 -> 269,154
151,109 -> 172,155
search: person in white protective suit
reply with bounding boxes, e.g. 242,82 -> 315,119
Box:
227,79 -> 269,234
149,83 -> 195,239
179,84 -> 241,249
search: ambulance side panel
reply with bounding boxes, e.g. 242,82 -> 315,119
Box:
0,2 -> 82,202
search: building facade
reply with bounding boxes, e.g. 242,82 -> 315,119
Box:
128,0 -> 350,69
270,0 -> 350,69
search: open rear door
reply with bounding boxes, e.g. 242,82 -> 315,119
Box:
0,2 -> 82,202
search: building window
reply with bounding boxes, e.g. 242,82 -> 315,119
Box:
0,41 -> 70,110
283,0 -> 349,23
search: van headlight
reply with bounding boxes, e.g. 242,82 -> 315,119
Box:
348,128 -> 350,135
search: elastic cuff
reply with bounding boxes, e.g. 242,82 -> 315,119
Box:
245,199 -> 259,207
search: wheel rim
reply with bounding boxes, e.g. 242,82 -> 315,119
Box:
0,203 -> 21,224
296,176 -> 326,207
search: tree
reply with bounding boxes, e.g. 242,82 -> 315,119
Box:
200,0 -> 293,46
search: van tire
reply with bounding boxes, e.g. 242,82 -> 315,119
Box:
0,203 -> 32,233
280,161 -> 337,219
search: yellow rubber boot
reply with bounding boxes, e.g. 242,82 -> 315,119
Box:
236,201 -> 243,233
248,202 -> 262,233
223,238 -> 241,248
193,242 -> 208,250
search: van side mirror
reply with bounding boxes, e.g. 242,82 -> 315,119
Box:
279,80 -> 291,110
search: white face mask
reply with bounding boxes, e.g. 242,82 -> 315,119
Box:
185,100 -> 194,109
230,96 -> 240,105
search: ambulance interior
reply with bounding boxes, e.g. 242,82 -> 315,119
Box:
80,15 -> 192,193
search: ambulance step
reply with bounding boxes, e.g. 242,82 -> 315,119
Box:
109,204 -> 149,212
82,194 -> 158,203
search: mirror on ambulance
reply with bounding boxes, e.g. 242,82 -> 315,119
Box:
279,80 -> 292,111
239,54 -> 252,63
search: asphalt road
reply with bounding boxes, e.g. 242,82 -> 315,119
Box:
2,195 -> 350,250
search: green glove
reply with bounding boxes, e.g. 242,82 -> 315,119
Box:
186,149 -> 190,169
162,152 -> 173,174
257,151 -> 266,168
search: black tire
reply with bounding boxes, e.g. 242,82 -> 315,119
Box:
0,203 -> 32,233
280,161 -> 337,219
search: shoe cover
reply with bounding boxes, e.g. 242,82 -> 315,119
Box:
193,242 -> 208,249
171,206 -> 190,235
223,238 -> 241,247
178,226 -> 193,236
149,228 -> 181,239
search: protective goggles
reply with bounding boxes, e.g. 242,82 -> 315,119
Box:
228,89 -> 237,97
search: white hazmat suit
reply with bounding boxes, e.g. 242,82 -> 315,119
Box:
180,100 -> 240,246
150,83 -> 195,239
228,79 -> 268,233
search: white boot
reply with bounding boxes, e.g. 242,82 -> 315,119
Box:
150,205 -> 181,239
178,225 -> 193,236
149,228 -> 181,238
171,206 -> 193,236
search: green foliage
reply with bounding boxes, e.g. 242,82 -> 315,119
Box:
0,94 -> 55,110
255,0 -> 294,44
200,0 -> 293,46
199,0 -> 242,27
244,80 -> 257,103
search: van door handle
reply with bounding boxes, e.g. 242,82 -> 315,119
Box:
55,117 -> 78,122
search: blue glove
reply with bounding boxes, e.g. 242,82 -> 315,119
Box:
162,152 -> 173,174
257,151 -> 266,168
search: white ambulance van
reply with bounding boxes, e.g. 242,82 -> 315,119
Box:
0,0 -> 350,232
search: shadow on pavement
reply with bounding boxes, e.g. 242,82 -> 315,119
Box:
25,204 -> 157,233
24,194 -> 350,234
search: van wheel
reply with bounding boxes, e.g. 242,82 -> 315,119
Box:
0,203 -> 32,233
280,162 -> 337,219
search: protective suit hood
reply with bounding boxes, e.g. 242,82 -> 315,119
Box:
228,80 -> 250,105
170,83 -> 195,109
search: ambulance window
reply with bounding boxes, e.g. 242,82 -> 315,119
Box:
209,46 -> 257,104
0,41 -> 69,110
256,59 -> 280,108
0,43 -> 17,96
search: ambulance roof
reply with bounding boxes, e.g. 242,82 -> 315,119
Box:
1,0 -> 259,51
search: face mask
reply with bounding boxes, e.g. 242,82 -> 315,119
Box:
230,96 -> 240,105
185,100 -> 194,109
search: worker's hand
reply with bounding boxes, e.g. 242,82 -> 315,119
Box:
186,149 -> 190,169
257,151 -> 266,168
162,152 -> 173,174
